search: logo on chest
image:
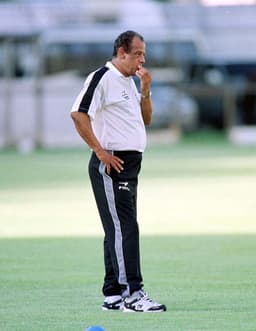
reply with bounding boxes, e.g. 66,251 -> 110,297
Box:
121,90 -> 130,100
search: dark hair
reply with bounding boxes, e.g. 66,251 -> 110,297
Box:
112,30 -> 144,57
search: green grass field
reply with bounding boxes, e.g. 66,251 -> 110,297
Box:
1,132 -> 256,330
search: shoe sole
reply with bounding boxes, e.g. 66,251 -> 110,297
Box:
122,307 -> 166,313
102,305 -> 124,312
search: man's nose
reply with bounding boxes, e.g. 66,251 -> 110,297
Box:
140,55 -> 145,64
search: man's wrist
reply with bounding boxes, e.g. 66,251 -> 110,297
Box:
94,146 -> 103,156
141,90 -> 152,99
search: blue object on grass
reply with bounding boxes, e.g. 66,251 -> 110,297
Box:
85,326 -> 106,331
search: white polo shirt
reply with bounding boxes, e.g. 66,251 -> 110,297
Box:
71,61 -> 147,152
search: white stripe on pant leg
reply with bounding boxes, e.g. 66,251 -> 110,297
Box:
99,162 -> 128,290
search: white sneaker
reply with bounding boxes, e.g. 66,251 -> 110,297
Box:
123,290 -> 166,313
102,295 -> 124,311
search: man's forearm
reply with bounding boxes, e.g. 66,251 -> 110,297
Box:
71,111 -> 103,153
71,111 -> 124,173
141,93 -> 152,125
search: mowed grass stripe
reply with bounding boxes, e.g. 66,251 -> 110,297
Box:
1,142 -> 256,236
1,236 -> 256,331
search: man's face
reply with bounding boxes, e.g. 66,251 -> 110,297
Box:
122,36 -> 146,76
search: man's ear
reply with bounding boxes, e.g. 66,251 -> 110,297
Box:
118,47 -> 126,59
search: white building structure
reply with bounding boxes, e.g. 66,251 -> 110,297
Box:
1,0 -> 256,149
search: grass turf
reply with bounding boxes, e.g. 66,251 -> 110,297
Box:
1,235 -> 256,331
1,131 -> 256,330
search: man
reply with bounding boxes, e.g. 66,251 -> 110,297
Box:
71,30 -> 166,313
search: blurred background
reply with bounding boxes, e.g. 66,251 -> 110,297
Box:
1,4 -> 256,329
1,0 -> 256,151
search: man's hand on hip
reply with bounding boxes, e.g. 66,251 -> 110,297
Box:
95,149 -> 124,175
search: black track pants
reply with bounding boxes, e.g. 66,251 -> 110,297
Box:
88,151 -> 143,297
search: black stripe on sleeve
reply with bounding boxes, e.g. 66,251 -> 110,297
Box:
78,66 -> 109,113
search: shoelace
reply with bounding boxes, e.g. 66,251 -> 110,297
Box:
138,291 -> 158,305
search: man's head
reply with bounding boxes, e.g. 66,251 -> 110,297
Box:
112,30 -> 146,76
112,30 -> 144,57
